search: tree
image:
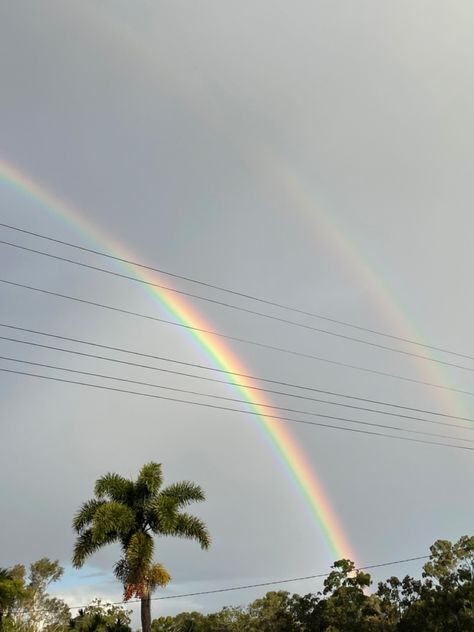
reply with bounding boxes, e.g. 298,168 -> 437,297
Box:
72,462 -> 210,632
310,559 -> 385,632
152,606 -> 248,632
0,567 -> 25,630
246,591 -> 300,632
151,611 -> 208,632
378,536 -> 474,631
69,599 -> 132,632
149,536 -> 474,631
2,559 -> 69,632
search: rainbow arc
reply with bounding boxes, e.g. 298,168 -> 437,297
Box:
0,158 -> 354,563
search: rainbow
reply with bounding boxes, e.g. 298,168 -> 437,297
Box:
252,146 -> 470,421
0,157 -> 355,563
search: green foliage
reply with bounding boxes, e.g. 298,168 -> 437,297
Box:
1,559 -> 69,632
318,558 -> 384,631
69,599 -> 132,632
152,536 -> 474,632
73,463 -> 210,593
380,536 -> 474,631
0,567 -> 26,628
4,535 -> 474,632
72,462 -> 209,632
152,611 -> 208,632
246,591 -> 300,631
152,607 -> 248,632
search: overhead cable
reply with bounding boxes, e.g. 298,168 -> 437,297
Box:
2,237 -> 472,372
2,333 -> 473,433
1,323 -> 472,424
2,278 -> 474,397
9,554 -> 431,613
1,221 -> 470,362
2,366 -> 473,452
2,353 -> 473,444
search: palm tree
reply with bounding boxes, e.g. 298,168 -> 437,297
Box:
72,462 -> 210,632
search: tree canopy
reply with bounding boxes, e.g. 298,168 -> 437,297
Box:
152,535 -> 474,632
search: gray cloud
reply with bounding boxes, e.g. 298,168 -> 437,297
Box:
1,0 -> 474,625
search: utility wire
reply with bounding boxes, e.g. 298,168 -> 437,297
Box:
3,333 -> 473,433
2,238 -> 473,372
1,221 -> 471,363
3,353 -> 472,444
139,554 -> 431,602
2,366 -> 473,452
2,323 -> 473,424
0,229 -> 454,609
2,278 -> 473,397
11,554 -> 431,613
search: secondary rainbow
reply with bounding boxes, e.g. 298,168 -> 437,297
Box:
0,157 -> 355,564
251,146 -> 470,421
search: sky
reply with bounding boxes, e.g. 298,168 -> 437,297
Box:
1,0 -> 474,623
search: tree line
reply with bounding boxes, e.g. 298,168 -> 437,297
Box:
1,462 -> 473,631
152,536 -> 474,631
3,537 -> 474,631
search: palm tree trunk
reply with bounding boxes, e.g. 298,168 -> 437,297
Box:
141,592 -> 151,632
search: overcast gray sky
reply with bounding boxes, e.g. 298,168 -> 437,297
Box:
1,0 -> 474,622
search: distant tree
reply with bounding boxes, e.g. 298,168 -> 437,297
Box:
0,567 -> 25,630
151,536 -> 474,632
287,592 -> 322,631
245,591 -> 300,631
2,559 -> 69,632
69,599 -> 132,632
308,559 -> 385,632
151,611 -> 208,632
378,536 -> 474,631
152,606 -> 248,632
152,593 -> 310,632
72,462 -> 210,632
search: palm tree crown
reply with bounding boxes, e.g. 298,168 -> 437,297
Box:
72,462 -> 210,600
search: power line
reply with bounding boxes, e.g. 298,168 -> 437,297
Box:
3,332 -> 473,433
145,554 -> 431,602
2,237 -> 473,373
2,365 -> 473,452
11,554 -> 430,613
3,353 -> 472,444
2,323 -> 473,424
1,221 -> 470,363
2,278 -> 473,397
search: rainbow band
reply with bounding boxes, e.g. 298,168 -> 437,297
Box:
263,150 -> 468,421
0,158 -> 354,563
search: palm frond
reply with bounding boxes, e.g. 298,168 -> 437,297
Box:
168,513 -> 211,550
113,558 -> 128,584
72,499 -> 106,533
126,531 -> 154,572
91,502 -> 135,542
136,462 -> 163,498
94,473 -> 132,503
73,526 -> 120,569
160,481 -> 205,508
147,496 -> 179,534
147,562 -> 171,589
72,529 -> 100,568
